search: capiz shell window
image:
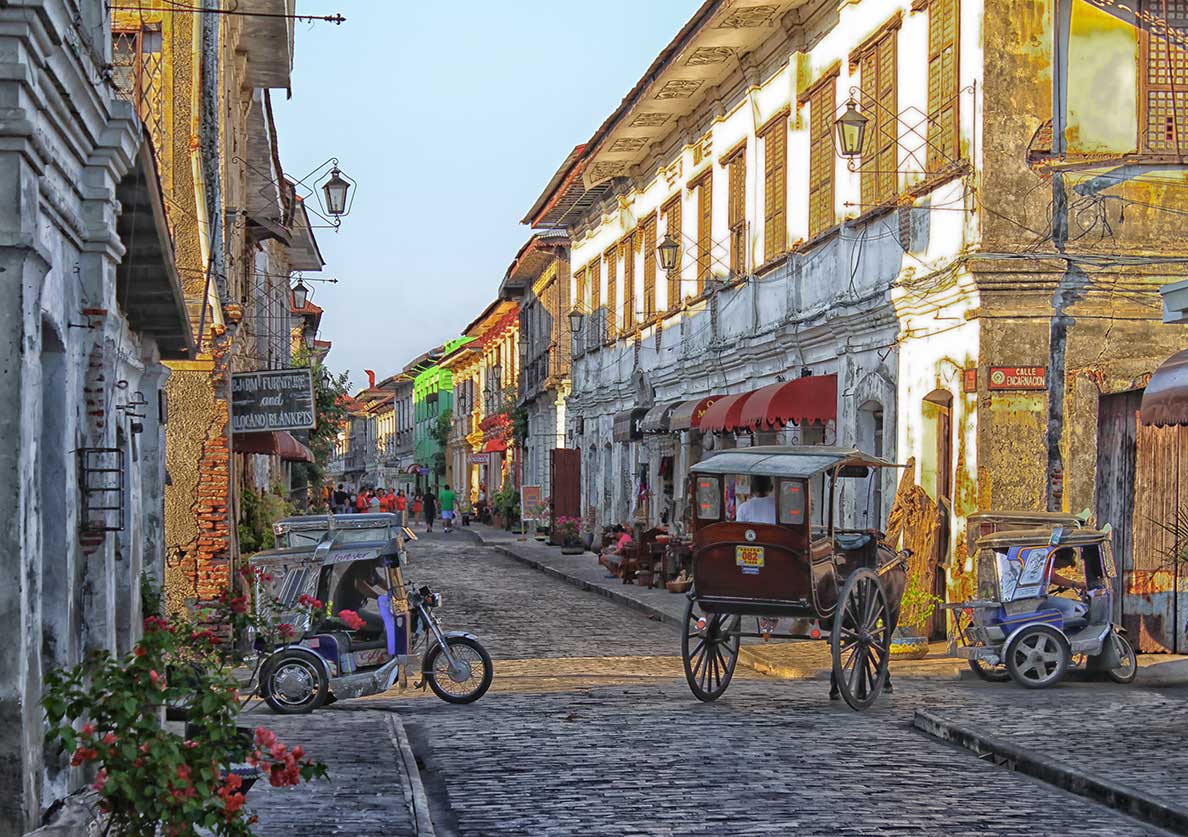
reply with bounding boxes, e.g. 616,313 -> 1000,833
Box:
779,479 -> 806,525
696,476 -> 721,520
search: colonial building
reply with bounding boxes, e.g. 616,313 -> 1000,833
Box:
500,232 -> 572,505
109,0 -> 331,616
526,0 -> 1187,642
441,300 -> 521,507
0,1 -> 195,830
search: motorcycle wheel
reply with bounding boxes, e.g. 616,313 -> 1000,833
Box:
424,636 -> 493,704
262,650 -> 328,714
1106,634 -> 1138,684
967,658 -> 1010,682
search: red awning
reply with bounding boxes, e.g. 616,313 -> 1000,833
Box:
698,391 -> 758,433
740,374 -> 838,431
482,439 -> 508,453
669,396 -> 722,431
233,431 -> 313,463
1141,348 -> 1188,426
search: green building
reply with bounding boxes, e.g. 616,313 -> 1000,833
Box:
413,336 -> 471,489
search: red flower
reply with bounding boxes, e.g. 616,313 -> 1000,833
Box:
149,670 -> 166,690
133,645 -> 147,658
277,623 -> 295,640
254,727 -> 277,749
92,769 -> 108,793
80,722 -> 96,736
143,615 -> 172,633
337,610 -> 366,631
71,747 -> 97,767
102,732 -> 117,746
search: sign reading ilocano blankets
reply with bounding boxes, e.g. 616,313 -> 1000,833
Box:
987,366 -> 1047,391
231,368 -> 316,432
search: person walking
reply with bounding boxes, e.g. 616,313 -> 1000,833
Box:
394,489 -> 408,526
423,489 -> 437,532
355,490 -> 369,514
333,483 -> 349,515
412,494 -> 423,520
439,483 -> 457,533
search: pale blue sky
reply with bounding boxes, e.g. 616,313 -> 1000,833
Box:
272,1 -> 696,388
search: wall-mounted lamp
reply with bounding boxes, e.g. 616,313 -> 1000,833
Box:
657,233 -> 680,273
567,307 -> 586,334
833,98 -> 868,159
292,279 -> 310,309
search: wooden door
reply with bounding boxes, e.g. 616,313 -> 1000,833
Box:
550,447 -> 581,533
1095,390 -> 1140,624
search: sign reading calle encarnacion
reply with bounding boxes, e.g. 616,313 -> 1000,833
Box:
231,369 -> 316,432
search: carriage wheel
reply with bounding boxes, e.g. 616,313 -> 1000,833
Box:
681,594 -> 741,702
830,568 -> 892,711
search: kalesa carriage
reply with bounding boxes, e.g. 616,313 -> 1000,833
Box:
681,446 -> 908,710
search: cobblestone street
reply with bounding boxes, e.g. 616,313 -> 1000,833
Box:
246,530 -> 1186,836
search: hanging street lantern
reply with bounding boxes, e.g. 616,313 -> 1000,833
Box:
291,278 -> 309,309
567,307 -> 585,334
657,233 -> 680,273
322,167 -> 351,216
833,99 -> 868,159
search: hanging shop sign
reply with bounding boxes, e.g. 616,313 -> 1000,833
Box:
987,366 -> 1047,391
469,453 -> 491,465
231,368 -> 315,432
962,367 -> 978,393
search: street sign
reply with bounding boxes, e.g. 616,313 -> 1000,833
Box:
231,368 -> 315,432
962,367 -> 977,393
469,453 -> 491,465
988,366 -> 1047,391
521,484 -> 542,521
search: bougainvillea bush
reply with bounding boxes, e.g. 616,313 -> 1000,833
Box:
44,595 -> 326,835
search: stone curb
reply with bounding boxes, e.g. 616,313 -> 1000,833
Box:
913,709 -> 1188,835
385,714 -> 437,837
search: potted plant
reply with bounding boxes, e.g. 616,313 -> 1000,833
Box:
555,516 -> 584,554
891,576 -> 940,660
531,499 -> 551,541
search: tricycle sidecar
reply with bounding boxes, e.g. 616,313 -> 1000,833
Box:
948,523 -> 1136,689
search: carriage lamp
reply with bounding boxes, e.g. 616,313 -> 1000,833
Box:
657,233 -> 680,273
567,307 -> 586,334
322,167 -> 351,216
291,278 -> 310,309
833,98 -> 868,159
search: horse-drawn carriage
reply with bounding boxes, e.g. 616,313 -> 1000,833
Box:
682,446 -> 908,710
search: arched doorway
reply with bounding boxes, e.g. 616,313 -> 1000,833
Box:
856,400 -> 885,528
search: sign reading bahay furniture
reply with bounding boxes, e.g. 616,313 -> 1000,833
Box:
231,368 -> 315,432
988,366 -> 1047,391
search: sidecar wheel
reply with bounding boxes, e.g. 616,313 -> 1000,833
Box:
262,650 -> 328,714
1005,625 -> 1070,689
1106,634 -> 1137,684
424,637 -> 493,704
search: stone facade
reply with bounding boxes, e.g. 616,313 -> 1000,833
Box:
0,2 -> 192,831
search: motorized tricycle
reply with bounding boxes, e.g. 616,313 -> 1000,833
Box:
947,517 -> 1136,688
246,513 -> 493,713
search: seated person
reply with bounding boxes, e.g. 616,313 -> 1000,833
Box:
1046,547 -> 1088,626
736,475 -> 776,524
599,525 -> 633,573
332,559 -> 388,633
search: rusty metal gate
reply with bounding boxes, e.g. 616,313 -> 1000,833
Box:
550,448 -> 581,540
1096,390 -> 1188,652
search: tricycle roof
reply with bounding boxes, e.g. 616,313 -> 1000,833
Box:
967,510 -> 1089,529
274,512 -> 398,532
975,524 -> 1113,551
690,446 -> 899,479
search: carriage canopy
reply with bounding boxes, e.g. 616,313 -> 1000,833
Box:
689,445 -> 900,479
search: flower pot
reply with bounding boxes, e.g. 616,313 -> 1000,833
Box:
890,628 -> 930,660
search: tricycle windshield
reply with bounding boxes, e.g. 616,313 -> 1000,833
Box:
284,526 -> 391,547
996,545 -> 1053,602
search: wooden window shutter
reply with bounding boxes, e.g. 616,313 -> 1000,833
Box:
808,81 -> 836,237
589,256 -> 602,345
621,234 -> 635,331
727,152 -> 747,275
663,196 -> 682,309
926,0 -> 959,169
696,173 -> 713,294
1140,0 -> 1188,152
762,117 -> 787,262
860,32 -> 899,207
604,246 -> 618,340
642,213 -> 657,319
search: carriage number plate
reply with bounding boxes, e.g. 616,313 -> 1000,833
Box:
736,545 -> 764,575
